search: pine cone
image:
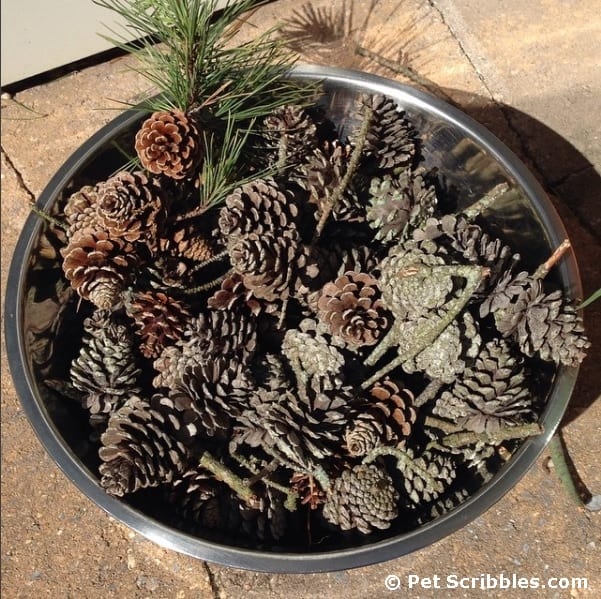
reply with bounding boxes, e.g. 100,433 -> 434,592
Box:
96,170 -> 164,246
167,466 -> 220,525
173,357 -> 254,437
208,273 -> 269,316
290,472 -> 326,509
158,222 -> 215,263
433,338 -> 532,433
228,230 -> 303,302
317,271 -> 389,347
98,395 -> 190,496
300,140 -> 365,223
282,318 -> 346,388
401,310 -> 481,383
135,109 -> 202,180
61,229 -> 136,309
123,290 -> 192,359
345,379 -> 416,457
367,169 -> 437,242
70,310 -> 141,416
322,463 -> 399,534
218,178 -> 299,241
261,104 -> 319,168
401,449 -> 456,505
481,272 -> 590,366
352,93 -> 418,172
64,185 -> 100,238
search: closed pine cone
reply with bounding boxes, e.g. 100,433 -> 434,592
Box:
322,463 -> 399,534
317,271 -> 388,347
61,229 -> 136,309
135,109 -> 202,180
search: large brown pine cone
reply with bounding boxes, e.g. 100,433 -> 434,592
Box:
317,271 -> 389,347
345,378 -> 416,457
135,109 -> 202,180
123,290 -> 192,359
95,170 -> 164,246
61,229 -> 136,309
322,463 -> 399,534
218,178 -> 299,241
98,395 -> 190,496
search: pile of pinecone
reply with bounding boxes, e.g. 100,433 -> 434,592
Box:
54,92 -> 589,547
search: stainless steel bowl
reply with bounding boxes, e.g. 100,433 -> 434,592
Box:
4,65 -> 582,572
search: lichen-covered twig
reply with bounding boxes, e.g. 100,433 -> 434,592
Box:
439,422 -> 543,448
199,451 -> 262,509
461,183 -> 510,220
414,380 -> 444,408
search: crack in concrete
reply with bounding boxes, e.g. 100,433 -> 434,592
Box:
426,0 -> 601,244
1,144 -> 36,204
202,561 -> 221,599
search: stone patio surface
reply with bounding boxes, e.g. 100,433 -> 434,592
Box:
1,1 -> 600,597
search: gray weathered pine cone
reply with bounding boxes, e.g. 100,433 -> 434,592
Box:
299,140 -> 366,223
282,318 -> 346,390
344,378 -> 416,457
153,311 -> 257,390
481,272 -> 590,366
98,395 -> 190,496
61,229 -> 137,309
173,357 -> 254,437
367,169 -> 437,242
401,448 -> 457,505
322,463 -> 399,534
432,337 -> 532,433
123,289 -> 192,359
401,310 -> 481,383
351,93 -> 418,172
261,104 -> 319,170
70,309 -> 141,417
218,178 -> 300,241
316,271 -> 389,348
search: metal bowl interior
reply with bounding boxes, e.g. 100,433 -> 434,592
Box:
4,65 -> 582,573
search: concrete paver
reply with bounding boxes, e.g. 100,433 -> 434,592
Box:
2,1 -> 599,597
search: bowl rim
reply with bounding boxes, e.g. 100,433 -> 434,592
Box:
4,64 -> 582,573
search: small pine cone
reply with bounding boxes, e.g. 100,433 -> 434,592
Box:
228,230 -> 302,302
290,472 -> 326,510
167,467 -> 220,525
282,318 -> 346,387
479,269 -> 531,321
418,488 -> 471,523
345,379 -> 416,457
367,169 -> 437,242
135,109 -> 202,180
432,338 -> 532,433
317,271 -> 389,347
301,140 -> 365,223
70,310 -> 141,415
402,449 -> 457,505
218,178 -> 299,240
352,93 -> 418,171
207,273 -> 269,316
322,463 -> 399,534
262,104 -> 319,166
99,395 -> 190,496
95,170 -> 164,246
123,290 -> 192,359
61,229 -> 136,309
401,310 -> 481,383
64,185 -> 100,238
